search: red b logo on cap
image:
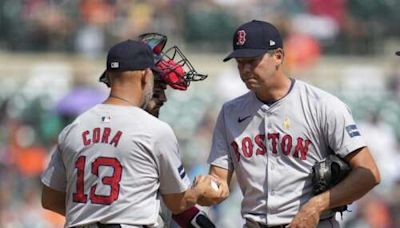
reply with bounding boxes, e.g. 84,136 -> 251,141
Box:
236,30 -> 246,46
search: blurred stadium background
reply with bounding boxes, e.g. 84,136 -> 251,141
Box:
1,0 -> 400,227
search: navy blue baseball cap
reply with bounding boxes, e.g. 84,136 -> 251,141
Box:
223,20 -> 283,62
99,39 -> 160,86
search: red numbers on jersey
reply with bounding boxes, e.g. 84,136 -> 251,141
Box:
231,133 -> 312,161
73,156 -> 123,205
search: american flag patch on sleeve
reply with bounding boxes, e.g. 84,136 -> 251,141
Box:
346,124 -> 361,137
178,164 -> 186,179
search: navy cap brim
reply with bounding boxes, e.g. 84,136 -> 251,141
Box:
396,51 -> 400,56
99,70 -> 109,86
223,49 -> 268,62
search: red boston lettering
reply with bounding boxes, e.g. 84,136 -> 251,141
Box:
231,133 -> 312,161
293,138 -> 312,160
231,141 -> 241,162
241,137 -> 253,158
255,134 -> 266,155
268,133 -> 280,154
281,134 -> 292,156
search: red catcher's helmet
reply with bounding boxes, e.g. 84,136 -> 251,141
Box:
138,33 -> 207,90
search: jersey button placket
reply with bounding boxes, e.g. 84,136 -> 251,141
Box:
265,109 -> 275,220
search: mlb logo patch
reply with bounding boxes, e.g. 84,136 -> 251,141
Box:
102,116 -> 111,123
111,61 -> 119,68
346,124 -> 360,137
178,164 -> 186,179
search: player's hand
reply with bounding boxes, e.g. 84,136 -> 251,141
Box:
287,197 -> 322,228
192,175 -> 211,195
193,175 -> 226,206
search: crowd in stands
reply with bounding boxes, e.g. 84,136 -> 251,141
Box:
1,0 -> 400,56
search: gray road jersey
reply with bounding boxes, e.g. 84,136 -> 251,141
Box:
41,104 -> 190,227
208,80 -> 366,226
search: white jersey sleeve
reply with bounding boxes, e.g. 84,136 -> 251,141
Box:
41,124 -> 73,191
156,125 -> 191,194
207,106 -> 234,171
41,146 -> 66,191
320,95 -> 366,158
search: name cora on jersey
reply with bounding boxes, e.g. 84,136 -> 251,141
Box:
82,127 -> 123,147
231,133 -> 312,161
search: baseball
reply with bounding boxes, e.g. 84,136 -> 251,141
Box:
211,180 -> 219,191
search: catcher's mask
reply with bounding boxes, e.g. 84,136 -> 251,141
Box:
139,33 -> 207,90
100,33 -> 207,90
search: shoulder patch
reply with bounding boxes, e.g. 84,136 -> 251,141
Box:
346,124 -> 360,137
178,164 -> 186,179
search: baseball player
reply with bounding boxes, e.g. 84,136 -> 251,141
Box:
138,32 -> 215,228
202,20 -> 381,228
41,40 -> 221,228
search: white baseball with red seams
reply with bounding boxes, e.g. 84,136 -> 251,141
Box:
207,79 -> 366,226
210,180 -> 219,191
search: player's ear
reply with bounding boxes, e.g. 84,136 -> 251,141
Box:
140,68 -> 154,89
274,48 -> 284,67
274,48 -> 284,60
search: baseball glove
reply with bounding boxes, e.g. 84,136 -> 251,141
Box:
312,154 -> 351,213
